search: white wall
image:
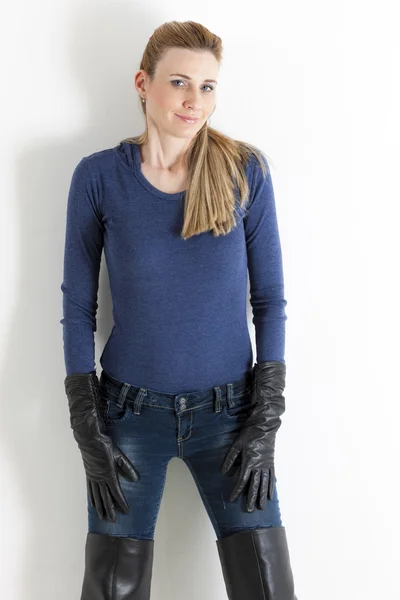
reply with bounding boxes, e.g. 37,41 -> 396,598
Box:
1,1 -> 399,598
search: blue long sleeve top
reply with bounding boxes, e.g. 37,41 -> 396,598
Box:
60,141 -> 287,393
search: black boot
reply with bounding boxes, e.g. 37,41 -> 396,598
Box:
80,532 -> 154,599
216,526 -> 298,600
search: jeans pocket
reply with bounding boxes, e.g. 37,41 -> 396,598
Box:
97,382 -> 132,425
224,389 -> 253,420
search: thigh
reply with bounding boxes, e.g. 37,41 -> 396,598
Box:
88,379 -> 175,540
183,391 -> 283,539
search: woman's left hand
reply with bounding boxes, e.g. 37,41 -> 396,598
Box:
220,360 -> 287,512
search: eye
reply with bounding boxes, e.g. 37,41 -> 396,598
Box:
171,80 -> 214,92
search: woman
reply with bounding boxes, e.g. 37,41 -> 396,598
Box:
61,20 -> 298,600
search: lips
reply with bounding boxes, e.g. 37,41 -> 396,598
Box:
175,114 -> 200,123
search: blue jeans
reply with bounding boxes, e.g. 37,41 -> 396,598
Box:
88,368 -> 283,540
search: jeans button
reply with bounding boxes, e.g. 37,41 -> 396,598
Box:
179,397 -> 186,409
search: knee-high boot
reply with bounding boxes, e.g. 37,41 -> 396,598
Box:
216,526 -> 298,600
80,532 -> 154,600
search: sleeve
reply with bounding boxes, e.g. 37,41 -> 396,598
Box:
244,156 -> 288,364
59,157 -> 104,375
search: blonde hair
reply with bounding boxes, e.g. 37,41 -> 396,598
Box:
121,20 -> 272,240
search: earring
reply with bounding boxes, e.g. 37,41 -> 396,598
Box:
141,97 -> 146,103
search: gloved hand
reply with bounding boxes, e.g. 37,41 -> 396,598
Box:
64,371 -> 140,522
220,360 -> 286,512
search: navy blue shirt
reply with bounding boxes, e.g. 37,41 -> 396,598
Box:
60,141 -> 287,393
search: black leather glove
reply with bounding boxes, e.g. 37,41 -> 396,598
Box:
64,371 -> 140,522
220,360 -> 286,512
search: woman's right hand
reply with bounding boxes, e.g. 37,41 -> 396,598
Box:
64,372 -> 140,522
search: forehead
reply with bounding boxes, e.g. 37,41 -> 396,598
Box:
155,47 -> 219,80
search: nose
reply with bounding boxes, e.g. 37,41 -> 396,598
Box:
183,93 -> 203,110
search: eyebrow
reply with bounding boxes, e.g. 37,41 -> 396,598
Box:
169,73 -> 218,84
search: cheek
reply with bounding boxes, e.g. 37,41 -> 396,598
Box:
152,87 -> 175,111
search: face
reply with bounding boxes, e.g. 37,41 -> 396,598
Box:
135,47 -> 218,139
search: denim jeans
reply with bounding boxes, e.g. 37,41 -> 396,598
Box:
88,368 -> 283,540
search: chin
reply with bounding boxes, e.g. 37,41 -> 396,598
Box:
170,123 -> 202,138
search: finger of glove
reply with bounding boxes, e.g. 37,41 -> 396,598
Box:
257,471 -> 269,510
230,465 -> 252,502
86,475 -> 95,509
115,451 -> 140,482
268,467 -> 275,499
246,470 -> 261,512
107,477 -> 130,515
220,445 -> 240,475
92,481 -> 106,520
99,483 -> 116,522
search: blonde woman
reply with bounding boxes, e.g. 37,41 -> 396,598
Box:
61,20 -> 298,600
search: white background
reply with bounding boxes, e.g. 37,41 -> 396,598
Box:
0,1 -> 399,599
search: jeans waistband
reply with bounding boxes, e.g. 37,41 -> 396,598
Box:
99,368 -> 255,413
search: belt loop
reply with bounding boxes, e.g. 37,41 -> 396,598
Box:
226,383 -> 234,408
116,383 -> 131,407
133,388 -> 147,415
213,386 -> 222,413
